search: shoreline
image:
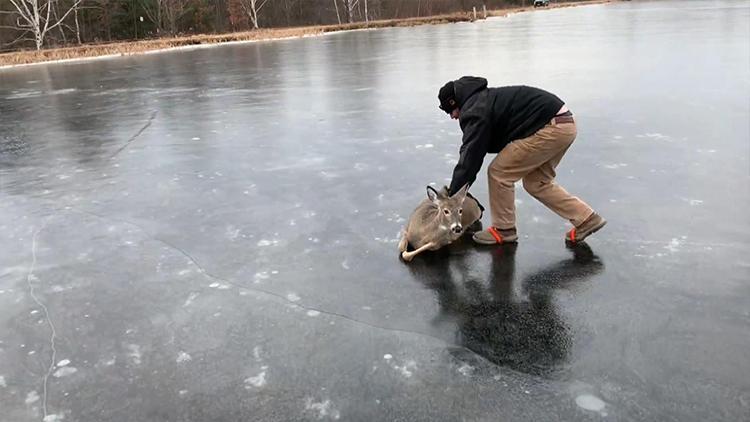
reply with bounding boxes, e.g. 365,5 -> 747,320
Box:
0,1 -> 612,70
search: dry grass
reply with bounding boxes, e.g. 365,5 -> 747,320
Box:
0,1 -> 611,67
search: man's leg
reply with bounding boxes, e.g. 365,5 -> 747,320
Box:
488,123 -> 578,230
521,123 -> 594,226
473,154 -> 522,244
487,143 -> 525,230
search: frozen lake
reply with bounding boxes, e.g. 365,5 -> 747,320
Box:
1,1 -> 749,421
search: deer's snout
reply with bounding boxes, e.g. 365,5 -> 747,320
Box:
451,223 -> 463,234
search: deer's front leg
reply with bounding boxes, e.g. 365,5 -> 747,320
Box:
398,230 -> 409,253
401,242 -> 437,262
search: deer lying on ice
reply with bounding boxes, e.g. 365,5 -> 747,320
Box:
398,184 -> 483,262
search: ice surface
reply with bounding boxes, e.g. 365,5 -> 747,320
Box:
0,1 -> 748,421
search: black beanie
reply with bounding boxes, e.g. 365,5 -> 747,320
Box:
438,81 -> 457,114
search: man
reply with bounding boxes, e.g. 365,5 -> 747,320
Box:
438,76 -> 606,245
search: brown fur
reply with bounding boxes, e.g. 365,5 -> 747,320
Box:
399,185 -> 482,262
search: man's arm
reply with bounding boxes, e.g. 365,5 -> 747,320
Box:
448,111 -> 491,195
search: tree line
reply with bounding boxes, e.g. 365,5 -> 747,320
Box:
0,0 -> 548,52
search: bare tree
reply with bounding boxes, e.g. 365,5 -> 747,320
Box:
163,0 -> 190,34
140,0 -> 189,35
239,0 -> 272,29
3,0 -> 83,49
73,1 -> 81,44
345,0 -> 358,23
140,0 -> 165,34
332,0 -> 340,24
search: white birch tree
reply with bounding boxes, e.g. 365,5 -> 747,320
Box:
332,0 -> 341,25
3,0 -> 83,49
239,0 -> 272,29
345,0 -> 358,23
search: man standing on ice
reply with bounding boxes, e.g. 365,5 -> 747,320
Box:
438,76 -> 606,245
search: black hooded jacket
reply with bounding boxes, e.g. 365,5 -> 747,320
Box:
448,77 -> 565,195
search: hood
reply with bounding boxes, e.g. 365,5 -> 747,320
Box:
453,76 -> 488,108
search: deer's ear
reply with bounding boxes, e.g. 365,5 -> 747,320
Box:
426,185 -> 440,202
452,184 -> 469,201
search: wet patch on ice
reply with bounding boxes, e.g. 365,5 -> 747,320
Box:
254,271 -> 270,283
128,344 -> 142,365
457,363 -> 474,376
244,366 -> 268,388
286,293 -> 301,302
43,415 -> 65,422
304,397 -> 341,420
56,359 -> 71,367
176,351 -> 192,363
374,233 -> 401,244
225,225 -> 241,240
0,375 -> 5,388
25,390 -> 39,404
53,366 -> 78,378
682,198 -> 704,206
636,133 -> 670,141
575,394 -> 607,413
306,310 -> 321,317
183,292 -> 199,307
383,355 -> 416,378
257,239 -> 280,247
209,282 -> 230,290
319,170 -> 340,179
664,236 -> 686,253
600,163 -> 629,169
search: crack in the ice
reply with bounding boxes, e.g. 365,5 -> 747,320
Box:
25,220 -> 57,420
64,207 -> 489,361
156,236 -> 456,342
109,110 -> 158,159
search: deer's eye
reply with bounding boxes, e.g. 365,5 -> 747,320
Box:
443,209 -> 450,215
458,209 -> 463,215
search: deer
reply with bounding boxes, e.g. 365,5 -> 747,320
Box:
398,184 -> 484,262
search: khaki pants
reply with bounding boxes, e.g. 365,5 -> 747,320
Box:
488,119 -> 594,230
